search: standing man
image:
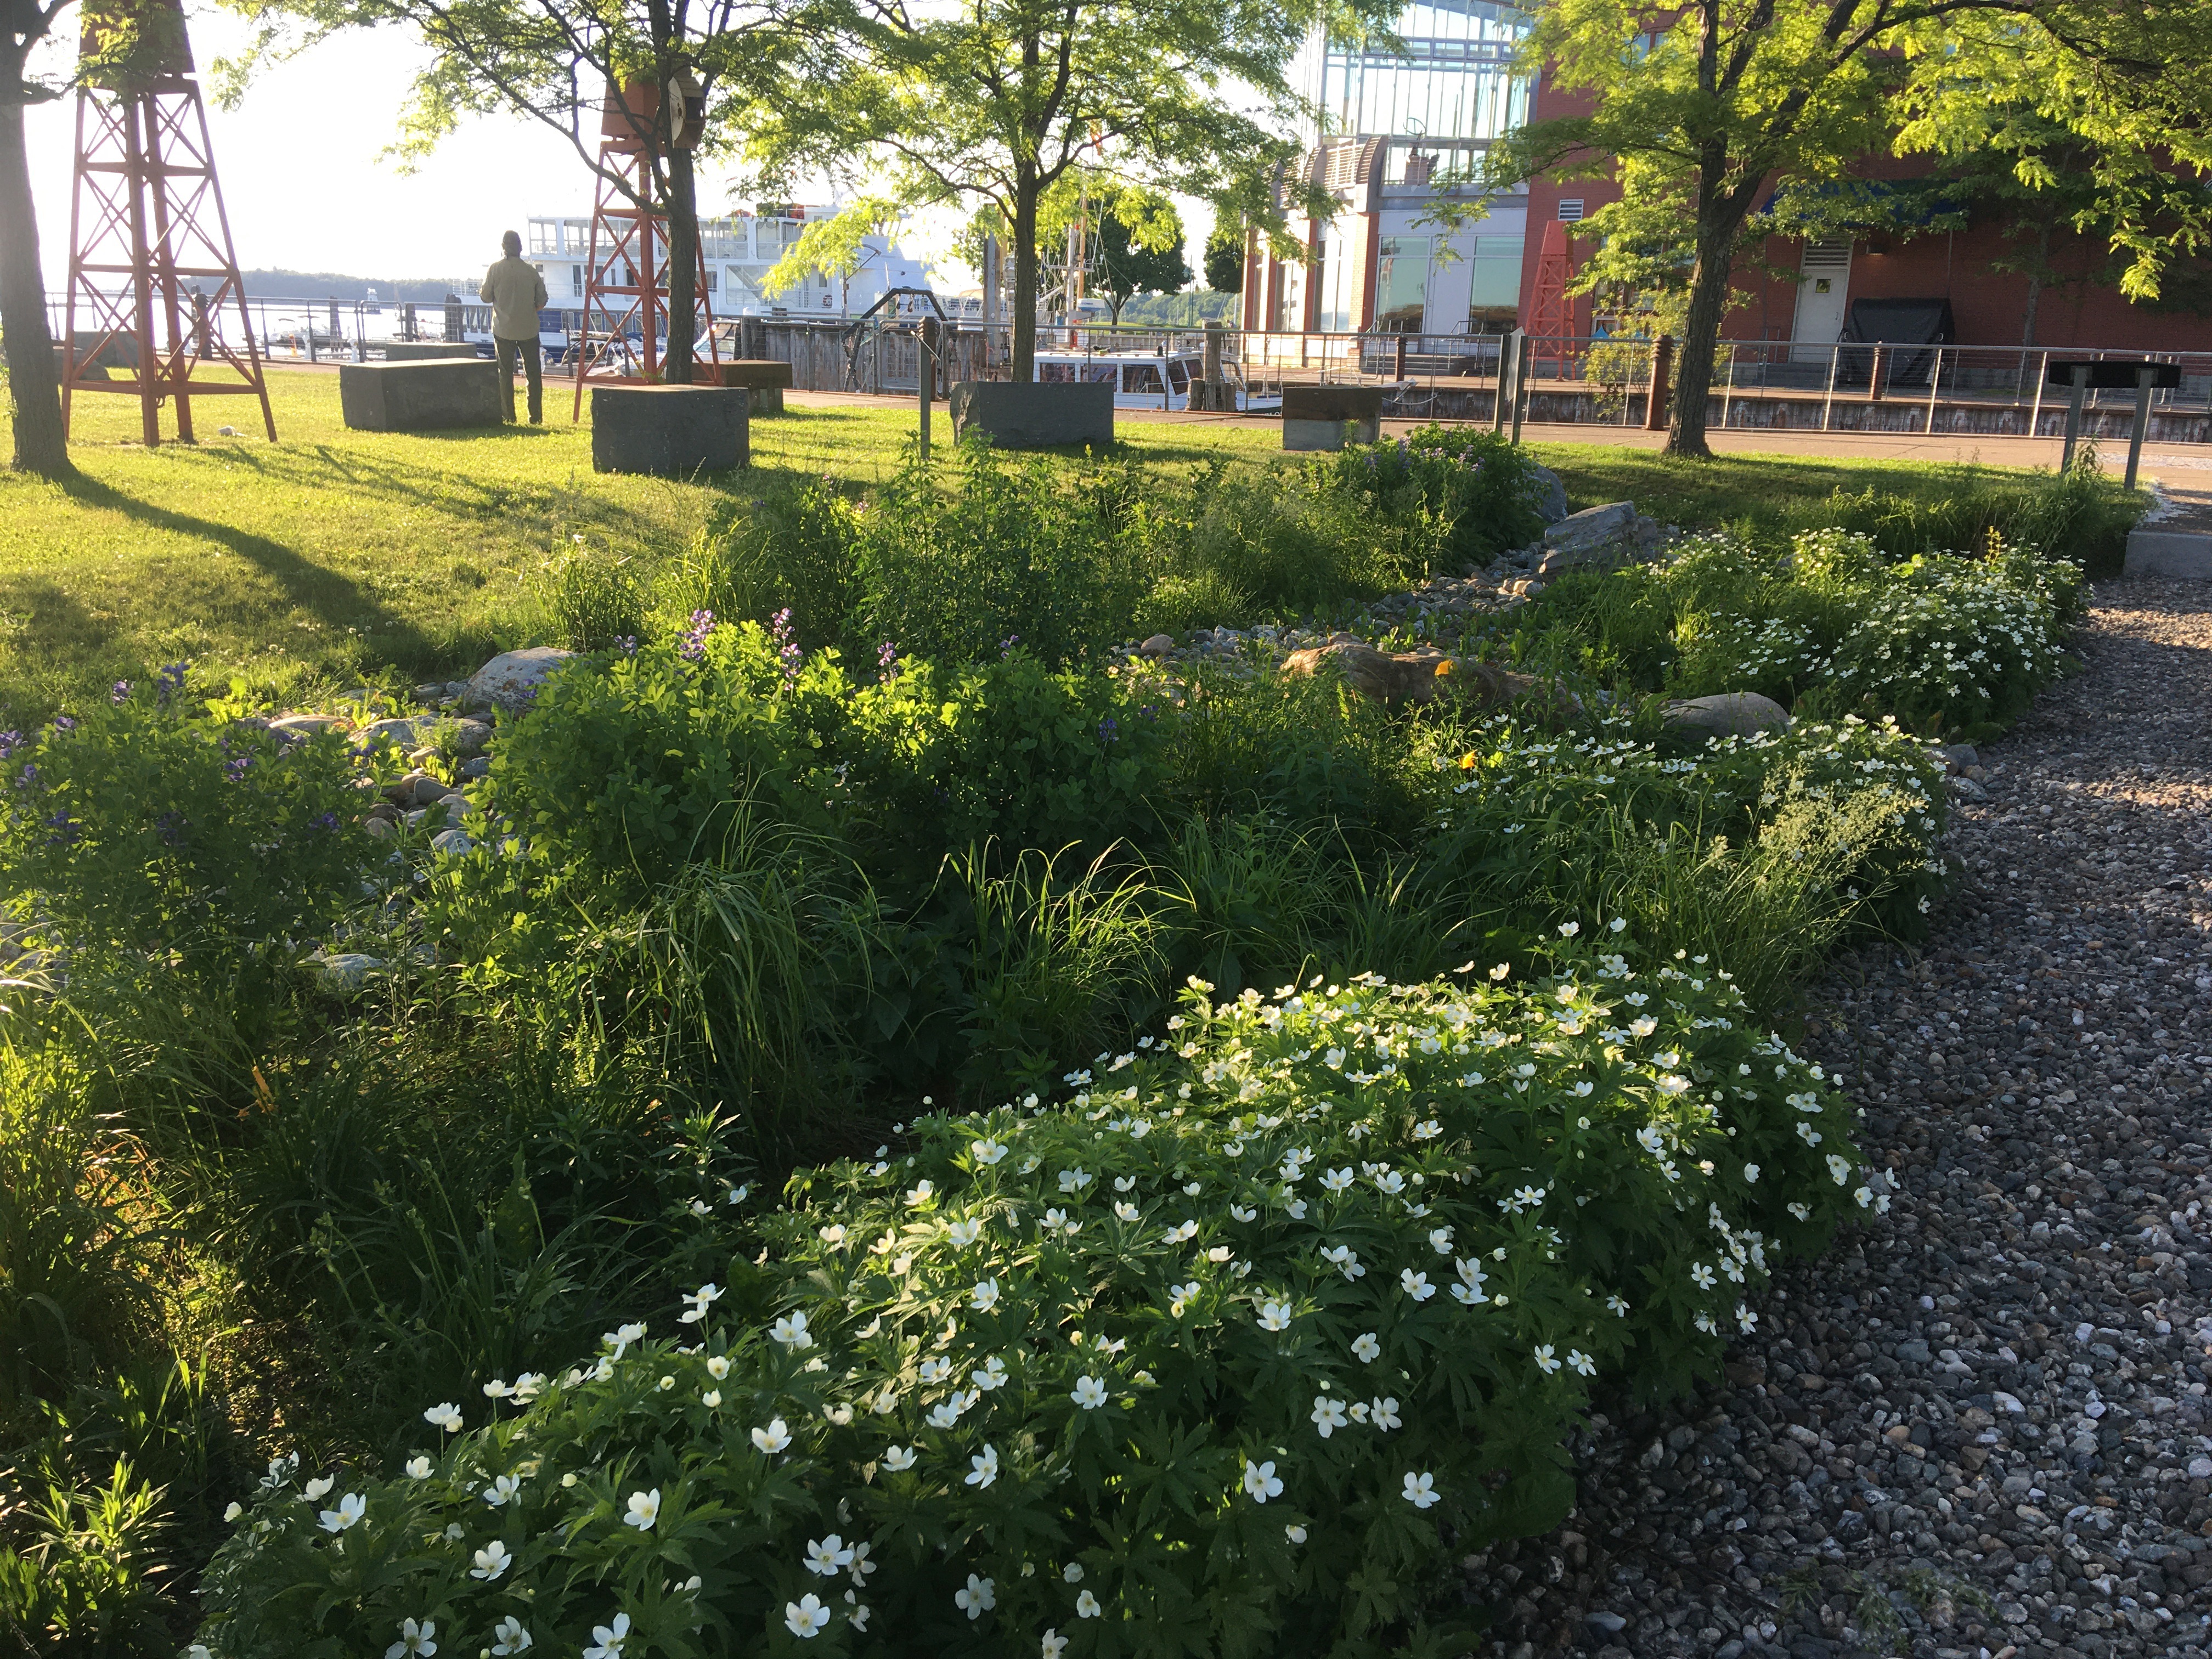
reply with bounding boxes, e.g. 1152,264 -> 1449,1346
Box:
481,231 -> 549,424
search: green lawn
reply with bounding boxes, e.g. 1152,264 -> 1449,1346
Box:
0,366 -> 2093,723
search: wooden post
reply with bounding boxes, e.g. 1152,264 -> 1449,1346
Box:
1393,332 -> 1407,381
1510,329 -> 1531,444
1867,343 -> 1885,403
2061,374 -> 2087,471
1201,319 -> 1223,411
1643,334 -> 1673,431
918,317 -> 934,459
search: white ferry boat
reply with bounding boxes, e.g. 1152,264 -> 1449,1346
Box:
1034,348 -> 1280,413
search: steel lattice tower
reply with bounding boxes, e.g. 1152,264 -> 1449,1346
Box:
571,79 -> 719,421
61,0 -> 274,445
1525,218 -> 1580,381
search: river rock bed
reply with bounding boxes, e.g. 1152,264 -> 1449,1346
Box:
1470,577 -> 2212,1659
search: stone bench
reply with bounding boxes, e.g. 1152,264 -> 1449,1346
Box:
591,384 -> 751,476
706,359 -> 793,414
1282,385 -> 1384,450
2124,531 -> 2212,579
339,359 -> 504,431
383,342 -> 482,363
950,381 -> 1114,449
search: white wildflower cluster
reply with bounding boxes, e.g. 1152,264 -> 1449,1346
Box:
196,946 -> 1864,1659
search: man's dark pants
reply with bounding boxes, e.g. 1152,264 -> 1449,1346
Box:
496,335 -> 543,424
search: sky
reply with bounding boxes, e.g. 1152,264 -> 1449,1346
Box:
22,2 -> 1214,295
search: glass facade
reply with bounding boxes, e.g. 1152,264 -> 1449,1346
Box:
1305,0 -> 1531,143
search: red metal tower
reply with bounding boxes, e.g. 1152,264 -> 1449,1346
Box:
61,0 -> 275,446
571,79 -> 719,420
1524,218 -> 1580,381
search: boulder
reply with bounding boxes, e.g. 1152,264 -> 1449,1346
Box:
338,360 -> 503,431
270,713 -> 352,739
312,952 -> 386,994
1280,643 -> 1568,715
1137,634 -> 1176,659
464,647 -> 576,715
1530,501 -> 1668,578
431,828 -> 475,857
1522,465 -> 1570,525
356,716 -> 432,750
1663,691 -> 1792,741
450,718 -> 494,758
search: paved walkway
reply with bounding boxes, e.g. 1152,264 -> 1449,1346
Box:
1471,577 -> 2212,1659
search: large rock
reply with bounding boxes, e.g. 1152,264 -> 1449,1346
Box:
1663,691 -> 1792,741
464,647 -> 576,715
1532,501 -> 1666,577
339,360 -> 503,431
1522,464 -> 1569,525
590,385 -> 751,477
950,381 -> 1114,450
1281,643 -> 1569,715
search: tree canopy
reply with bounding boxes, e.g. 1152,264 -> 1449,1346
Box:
1484,0 -> 2212,456
744,0 -> 1392,379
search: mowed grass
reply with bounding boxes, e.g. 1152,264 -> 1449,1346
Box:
0,365 -> 2089,723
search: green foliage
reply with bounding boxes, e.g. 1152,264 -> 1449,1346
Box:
0,1457 -> 176,1658
1319,427 -> 1549,571
539,550 -> 647,655
1204,223 -> 1245,294
195,954 -> 1870,1659
0,678 -> 370,986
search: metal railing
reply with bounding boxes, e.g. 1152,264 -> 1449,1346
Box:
37,292 -> 2212,443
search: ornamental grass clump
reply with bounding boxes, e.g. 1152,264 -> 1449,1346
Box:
195,945 -> 1880,1659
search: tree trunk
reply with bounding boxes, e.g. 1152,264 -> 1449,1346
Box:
1011,163 -> 1039,383
2020,221 -> 2050,348
0,90 -> 72,478
1667,208 -> 1736,459
665,146 -> 698,383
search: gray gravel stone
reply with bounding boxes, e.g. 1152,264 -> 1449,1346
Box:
1469,579 -> 2212,1659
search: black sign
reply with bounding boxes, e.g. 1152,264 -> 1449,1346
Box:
2046,360 -> 2182,390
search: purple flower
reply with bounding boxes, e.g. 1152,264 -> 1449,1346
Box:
44,809 -> 79,847
1097,716 -> 1120,743
52,715 -> 76,732
0,731 -> 21,761
614,636 -> 639,656
225,754 -> 253,783
679,609 -> 716,663
155,810 -> 186,845
770,607 -> 802,682
112,680 -> 134,704
312,810 -> 340,833
1000,635 -> 1021,659
14,762 -> 37,789
157,663 -> 187,704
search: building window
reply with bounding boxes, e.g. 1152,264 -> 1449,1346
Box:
1273,259 -> 1306,332
1558,199 -> 1584,222
1376,236 -> 1430,332
1468,233 -> 1522,329
571,265 -> 583,296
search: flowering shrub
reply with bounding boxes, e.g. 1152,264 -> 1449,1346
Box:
1320,426 -> 1548,568
1541,527 -> 2081,736
0,674 -> 369,978
194,946 -> 1877,1659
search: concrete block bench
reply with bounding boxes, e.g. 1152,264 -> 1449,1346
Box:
590,384 -> 751,476
2124,530 -> 2212,578
950,381 -> 1113,449
340,359 -> 503,431
706,359 -> 793,414
1282,385 -> 1384,450
383,342 -> 483,363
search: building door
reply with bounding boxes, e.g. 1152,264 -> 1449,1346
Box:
1791,241 -> 1852,362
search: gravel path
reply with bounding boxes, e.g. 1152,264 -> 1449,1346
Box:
1474,578 -> 2212,1659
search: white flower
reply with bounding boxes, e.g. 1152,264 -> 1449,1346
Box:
752,1418 -> 793,1454
956,1573 -> 998,1619
918,1356 -> 952,1385
907,1181 -> 934,1206
972,1356 -> 1009,1391
1629,1015 -> 1657,1038
422,1402 -> 463,1433
1370,1395 -> 1402,1430
705,1354 -> 731,1380
471,1539 -> 512,1581
1352,1331 -> 1381,1363
580,1612 -> 629,1659
970,1278 -> 1001,1313
490,1615 -> 532,1655
1742,1163 -> 1760,1183
1557,921 -> 1580,937
701,1389 -> 722,1408
1533,1345 -> 1561,1375
771,1311 -> 814,1351
1403,1471 -> 1440,1508
1076,1590 -> 1102,1618
785,1595 -> 832,1639
882,1444 -> 917,1471
623,1488 -> 661,1531
1825,1153 -> 1853,1186
678,1282 -> 723,1325
1690,1262 -> 1717,1290
1653,1074 -> 1691,1098
1071,1375 -> 1108,1410
1255,1299 -> 1296,1333
1796,1120 -> 1822,1147
1113,1201 -> 1139,1222
947,1218 -> 984,1249
1324,1047 -> 1346,1069
1568,1350 -> 1596,1377
1737,1303 -> 1758,1333
1489,963 -> 1511,980
1320,1244 -> 1364,1281
805,1534 -> 856,1577
1401,1269 -> 1435,1302
223,1500 -> 244,1521
1162,1218 -> 1199,1244
1787,1201 -> 1812,1222
967,1444 -> 1001,1487
927,1398 -> 965,1429
1310,1396 -> 1348,1437
303,1474 -> 335,1502
1320,1167 -> 1353,1193
318,1492 -> 366,1533
1427,1227 -> 1453,1255
605,1321 -> 647,1360
1058,1168 -> 1093,1193
972,1138 -> 1008,1166
1042,1632 -> 1069,1659
1285,1525 -> 1307,1543
386,1617 -> 437,1659
1228,1203 -> 1256,1223
1242,1459 -> 1284,1503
